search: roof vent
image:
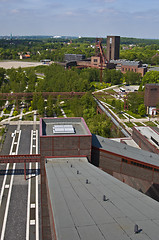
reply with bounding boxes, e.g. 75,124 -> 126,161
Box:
86,179 -> 89,184
77,170 -> 79,174
103,195 -> 107,201
134,224 -> 142,234
71,164 -> 73,168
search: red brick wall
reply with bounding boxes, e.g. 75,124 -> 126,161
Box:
144,84 -> 159,107
132,127 -> 159,154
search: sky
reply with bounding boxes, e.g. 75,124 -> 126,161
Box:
0,0 -> 159,39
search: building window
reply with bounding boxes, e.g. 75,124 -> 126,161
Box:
122,158 -> 128,163
94,59 -> 98,63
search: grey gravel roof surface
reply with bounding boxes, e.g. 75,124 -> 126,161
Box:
45,157 -> 159,240
92,134 -> 159,167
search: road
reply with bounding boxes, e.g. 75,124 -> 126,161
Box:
0,119 -> 41,239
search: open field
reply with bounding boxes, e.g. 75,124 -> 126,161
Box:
0,61 -> 43,69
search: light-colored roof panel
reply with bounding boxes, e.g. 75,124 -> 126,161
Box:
59,227 -> 81,240
136,220 -> 159,240
73,185 -> 94,201
77,225 -> 105,240
45,158 -> 159,240
99,222 -> 131,240
53,124 -> 75,134
82,199 -> 115,225
67,200 -> 95,227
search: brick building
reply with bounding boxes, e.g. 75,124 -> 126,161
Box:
144,83 -> 159,115
40,117 -> 92,239
132,126 -> 159,154
110,60 -> 147,77
91,134 -> 159,184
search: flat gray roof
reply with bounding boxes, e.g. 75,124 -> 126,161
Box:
134,126 -> 159,150
110,59 -> 141,66
45,157 -> 159,240
40,118 -> 91,136
92,134 -> 159,167
110,138 -> 140,148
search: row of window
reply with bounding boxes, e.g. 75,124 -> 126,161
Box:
122,68 -> 137,72
122,158 -> 159,172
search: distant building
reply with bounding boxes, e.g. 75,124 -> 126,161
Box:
63,36 -> 147,76
106,36 -> 120,61
110,59 -> 147,77
64,54 -> 86,62
20,54 -> 30,59
144,83 -> 159,115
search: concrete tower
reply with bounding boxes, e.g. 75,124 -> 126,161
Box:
106,36 -> 120,61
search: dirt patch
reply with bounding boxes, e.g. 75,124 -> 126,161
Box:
0,61 -> 43,69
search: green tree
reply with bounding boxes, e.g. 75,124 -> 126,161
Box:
13,110 -> 18,116
127,92 -> 144,113
124,71 -> 141,85
142,71 -> 159,84
32,93 -> 39,110
138,104 -> 146,117
0,68 -> 5,87
46,95 -> 53,117
37,95 -> 45,116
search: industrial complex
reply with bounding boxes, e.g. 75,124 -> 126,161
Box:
0,36 -> 158,240
64,35 -> 147,78
40,118 -> 159,239
0,116 -> 159,239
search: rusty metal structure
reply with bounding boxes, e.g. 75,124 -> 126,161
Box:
0,154 -> 40,163
95,38 -> 108,82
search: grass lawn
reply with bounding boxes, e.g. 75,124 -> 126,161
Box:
0,127 -> 5,136
134,122 -> 144,126
22,113 -> 33,121
145,121 -> 157,127
125,122 -> 135,128
11,117 -> 20,121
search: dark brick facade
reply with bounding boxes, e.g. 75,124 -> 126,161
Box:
132,127 -> 159,154
106,36 -> 120,61
144,84 -> 159,107
40,117 -> 92,240
91,146 -> 159,184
